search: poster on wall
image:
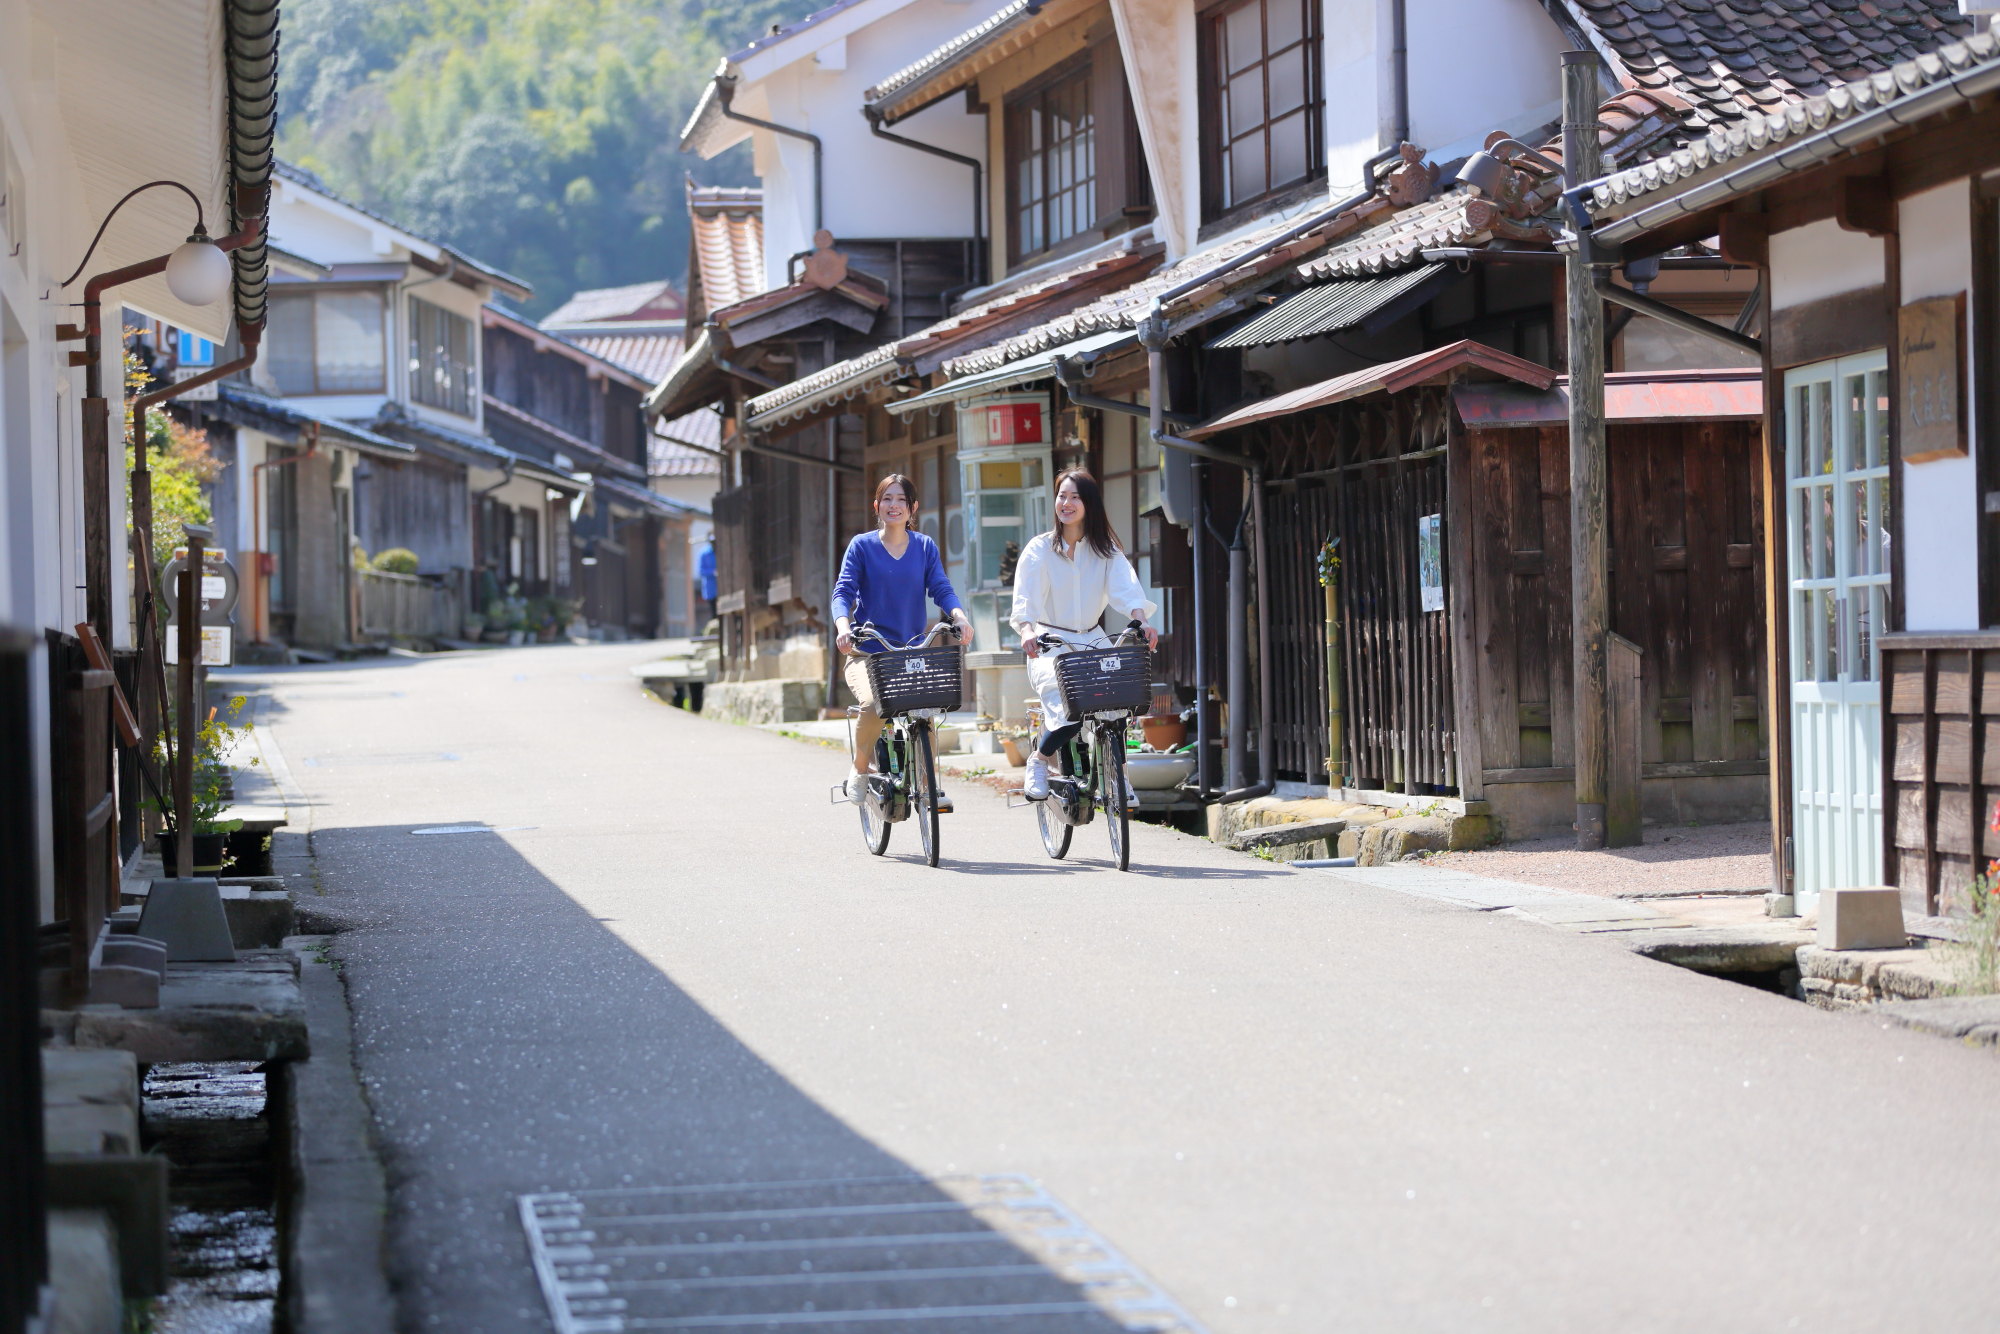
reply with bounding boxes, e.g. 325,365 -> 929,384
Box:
1417,514 -> 1444,612
957,392 -> 1048,452
1898,293 -> 1966,463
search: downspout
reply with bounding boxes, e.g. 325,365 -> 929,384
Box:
864,107 -> 985,285
1386,0 -> 1409,150
717,73 -> 824,236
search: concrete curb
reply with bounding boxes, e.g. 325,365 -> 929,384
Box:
280,934 -> 396,1332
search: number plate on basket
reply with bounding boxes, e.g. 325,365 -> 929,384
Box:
1098,656 -> 1123,673
902,658 -> 927,674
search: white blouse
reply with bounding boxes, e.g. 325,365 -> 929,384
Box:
1008,532 -> 1158,644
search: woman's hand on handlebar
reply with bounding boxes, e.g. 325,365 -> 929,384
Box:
1020,630 -> 1040,659
1128,616 -> 1159,651
951,612 -> 973,648
836,628 -> 856,656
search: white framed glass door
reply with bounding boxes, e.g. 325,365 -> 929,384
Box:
1785,352 -> 1891,908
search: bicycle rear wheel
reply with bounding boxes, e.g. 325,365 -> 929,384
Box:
1099,725 -> 1130,871
911,723 -> 941,867
858,787 -> 891,855
1036,798 -> 1072,859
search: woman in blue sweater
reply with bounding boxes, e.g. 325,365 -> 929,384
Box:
831,473 -> 971,802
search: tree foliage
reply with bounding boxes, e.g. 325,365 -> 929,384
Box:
277,0 -> 820,318
125,348 -> 223,574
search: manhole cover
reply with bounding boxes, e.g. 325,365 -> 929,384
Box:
519,1175 -> 1208,1333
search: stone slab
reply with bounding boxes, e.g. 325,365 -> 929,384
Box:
57,950 -> 307,1064
46,1208 -> 121,1334
42,1049 -> 139,1156
1869,995 -> 2000,1047
120,883 -> 296,949
1626,926 -> 1813,974
46,1154 -> 168,1296
1818,886 -> 1908,951
281,936 -> 397,1333
1233,818 -> 1348,851
1513,899 -> 1665,925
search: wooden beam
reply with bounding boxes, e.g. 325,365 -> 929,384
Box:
1717,213 -> 1768,268
1835,174 -> 1896,237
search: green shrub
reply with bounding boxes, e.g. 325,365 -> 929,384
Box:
372,547 -> 420,574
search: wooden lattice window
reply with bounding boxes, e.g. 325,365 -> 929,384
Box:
1200,0 -> 1323,219
1006,59 -> 1096,263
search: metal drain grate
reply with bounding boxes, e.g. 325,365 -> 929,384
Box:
519,1175 -> 1209,1333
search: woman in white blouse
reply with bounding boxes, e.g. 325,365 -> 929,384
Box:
1009,469 -> 1159,802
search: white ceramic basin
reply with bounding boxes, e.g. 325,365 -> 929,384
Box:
1125,751 -> 1197,790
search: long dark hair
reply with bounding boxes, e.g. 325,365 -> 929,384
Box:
1051,469 -> 1119,558
873,472 -> 918,527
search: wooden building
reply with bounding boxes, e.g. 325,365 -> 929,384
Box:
1581,26 -> 2000,916
1190,342 -> 1769,833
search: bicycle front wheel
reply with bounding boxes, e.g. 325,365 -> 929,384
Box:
911,723 -> 941,867
1099,725 -> 1130,871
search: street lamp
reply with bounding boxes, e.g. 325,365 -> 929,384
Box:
164,229 -> 234,306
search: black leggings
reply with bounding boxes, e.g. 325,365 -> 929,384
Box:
1037,722 -> 1081,758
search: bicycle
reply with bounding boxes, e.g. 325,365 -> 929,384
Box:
828,621 -> 963,867
1018,620 -> 1150,872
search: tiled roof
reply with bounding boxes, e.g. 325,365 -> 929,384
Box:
944,205 -> 1394,377
1558,0 -> 1969,142
863,0 -> 1092,122
689,185 -> 765,321
570,332 -> 686,386
543,280 -> 685,328
1589,26 -> 2000,215
742,238 -> 1162,429
1297,189 -> 1554,280
652,409 -> 723,478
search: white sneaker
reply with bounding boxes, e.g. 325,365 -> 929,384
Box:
1023,752 -> 1050,801
1121,779 -> 1140,813
843,771 -> 869,804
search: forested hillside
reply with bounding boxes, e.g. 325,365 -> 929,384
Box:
277,0 -> 821,317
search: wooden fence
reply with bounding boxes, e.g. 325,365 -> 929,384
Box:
358,569 -> 462,641
1882,631 -> 2000,916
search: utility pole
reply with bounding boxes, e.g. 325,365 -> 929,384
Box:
1563,50 -> 1609,850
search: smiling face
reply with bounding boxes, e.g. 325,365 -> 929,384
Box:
1054,477 -> 1084,529
875,482 -> 913,526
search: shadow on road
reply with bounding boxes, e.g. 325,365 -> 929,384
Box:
314,820 -> 1194,1332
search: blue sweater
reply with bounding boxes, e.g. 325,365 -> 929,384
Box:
830,530 -> 963,651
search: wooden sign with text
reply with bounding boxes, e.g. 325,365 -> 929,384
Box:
1898,293 -> 1967,463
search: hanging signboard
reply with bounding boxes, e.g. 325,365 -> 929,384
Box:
957,392 -> 1048,452
1898,293 -> 1966,463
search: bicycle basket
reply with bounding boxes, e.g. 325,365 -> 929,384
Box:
865,643 -> 965,715
1053,643 -> 1149,717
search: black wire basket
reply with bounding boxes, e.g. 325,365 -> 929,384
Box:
1054,643 -> 1150,717
865,643 -> 965,715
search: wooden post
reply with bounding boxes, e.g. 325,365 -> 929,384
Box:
1564,49 -> 1611,849
82,397 -> 112,648
1324,580 -> 1343,790
175,529 -> 204,879
1607,633 -> 1643,846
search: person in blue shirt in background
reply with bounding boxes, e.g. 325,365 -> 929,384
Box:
696,538 -> 717,628
831,473 -> 972,803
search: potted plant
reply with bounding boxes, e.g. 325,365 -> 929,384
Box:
150,695 -> 255,876
461,611 -> 486,641
482,598 -> 512,643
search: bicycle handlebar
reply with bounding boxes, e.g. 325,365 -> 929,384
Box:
1034,619 -> 1148,652
851,620 -> 959,652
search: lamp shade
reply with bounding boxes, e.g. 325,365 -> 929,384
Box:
165,237 -> 233,306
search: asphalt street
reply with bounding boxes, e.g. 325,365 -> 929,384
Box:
232,642 -> 2000,1332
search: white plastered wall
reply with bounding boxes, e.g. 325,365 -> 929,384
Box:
1768,218 -> 1884,310
1897,181 -> 1979,632
737,0 -> 1000,292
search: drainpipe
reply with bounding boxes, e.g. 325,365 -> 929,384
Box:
1385,0 -> 1409,150
717,73 -> 823,236
864,107 -> 984,285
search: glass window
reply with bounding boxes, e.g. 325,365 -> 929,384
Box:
1203,0 -> 1322,218
409,296 -> 475,416
1006,61 -> 1096,263
266,289 -> 386,396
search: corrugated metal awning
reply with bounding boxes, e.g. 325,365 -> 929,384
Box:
1208,265 -> 1453,349
888,328 -> 1137,415
1453,368 -> 1764,427
1188,340 -> 1556,439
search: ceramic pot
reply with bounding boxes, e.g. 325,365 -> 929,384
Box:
1140,715 -> 1187,751
160,832 -> 227,876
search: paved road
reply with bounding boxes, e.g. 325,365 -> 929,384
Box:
234,643 -> 2000,1332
